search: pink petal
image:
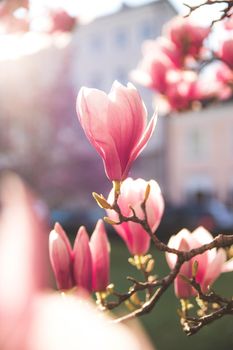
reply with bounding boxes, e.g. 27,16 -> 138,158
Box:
202,248 -> 226,291
174,238 -> 194,298
73,226 -> 92,292
49,229 -> 73,290
166,229 -> 191,269
122,112 -> 157,179
54,222 -> 73,256
90,220 -> 110,292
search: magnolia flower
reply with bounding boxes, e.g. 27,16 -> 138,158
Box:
163,16 -> 210,58
166,227 -> 232,299
132,54 -> 175,94
48,9 -> 76,33
210,62 -> 233,100
106,178 -> 164,255
165,70 -> 204,111
49,219 -> 110,293
76,81 -> 157,181
131,38 -> 182,93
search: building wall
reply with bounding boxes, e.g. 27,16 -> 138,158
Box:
166,102 -> 233,205
0,1 -> 177,209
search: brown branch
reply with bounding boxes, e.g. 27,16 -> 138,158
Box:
183,303 -> 233,336
184,0 -> 233,25
106,185 -> 233,331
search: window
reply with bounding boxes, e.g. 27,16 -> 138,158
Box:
139,22 -> 154,40
186,127 -> 208,161
90,35 -> 103,52
115,29 -> 127,48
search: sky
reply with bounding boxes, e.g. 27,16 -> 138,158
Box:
30,0 -> 225,25
30,0 -> 188,21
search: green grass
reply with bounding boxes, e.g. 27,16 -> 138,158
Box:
110,237 -> 233,350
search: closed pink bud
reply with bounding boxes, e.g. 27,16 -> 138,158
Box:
76,81 -> 157,181
107,178 -> 164,255
49,225 -> 73,290
164,16 -> 210,57
90,220 -> 110,292
73,226 -> 92,292
166,227 -> 231,299
217,39 -> 233,70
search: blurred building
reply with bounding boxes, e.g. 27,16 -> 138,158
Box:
0,0 -> 177,211
165,101 -> 233,205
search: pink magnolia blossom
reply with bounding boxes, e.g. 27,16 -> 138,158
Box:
131,38 -> 181,93
217,39 -> 233,70
76,81 -> 157,181
211,62 -> 233,100
48,9 -> 77,33
90,220 -> 110,292
132,54 -> 175,94
165,70 -> 206,111
163,16 -> 210,58
49,220 -> 110,293
106,178 -> 164,255
166,227 -> 232,299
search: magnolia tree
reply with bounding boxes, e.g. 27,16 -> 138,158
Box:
49,2 -> 233,338
1,1 -> 233,348
49,79 -> 233,337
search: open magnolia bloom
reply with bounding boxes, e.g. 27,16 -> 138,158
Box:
107,178 -> 164,255
163,16 -> 210,58
166,227 -> 233,299
76,81 -> 157,181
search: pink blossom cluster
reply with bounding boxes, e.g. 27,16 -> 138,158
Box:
132,16 -> 233,112
76,82 -> 164,255
75,81 -> 233,300
0,175 -> 145,350
49,219 -> 110,293
166,227 -> 233,299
